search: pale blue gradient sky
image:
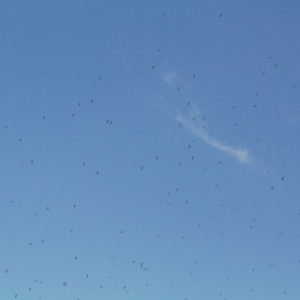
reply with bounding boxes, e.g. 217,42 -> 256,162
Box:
1,1 -> 300,299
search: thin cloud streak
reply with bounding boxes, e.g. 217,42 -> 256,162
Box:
177,112 -> 251,163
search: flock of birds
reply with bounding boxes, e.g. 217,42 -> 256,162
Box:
1,10 -> 298,300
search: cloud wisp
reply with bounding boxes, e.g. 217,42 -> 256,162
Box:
163,71 -> 177,85
176,110 -> 251,164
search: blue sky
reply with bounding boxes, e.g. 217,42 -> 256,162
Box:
1,1 -> 300,299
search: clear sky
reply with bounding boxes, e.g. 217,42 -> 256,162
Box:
1,1 -> 300,299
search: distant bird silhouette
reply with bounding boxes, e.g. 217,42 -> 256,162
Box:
193,74 -> 196,78
152,65 -> 154,69
219,14 -> 222,17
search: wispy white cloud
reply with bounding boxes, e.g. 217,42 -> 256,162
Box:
163,71 -> 177,85
176,109 -> 251,163
160,69 -> 251,164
